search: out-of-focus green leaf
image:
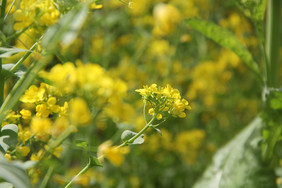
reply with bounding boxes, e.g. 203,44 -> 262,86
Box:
0,154 -> 32,188
193,117 -> 277,188
0,47 -> 27,58
186,18 -> 262,83
0,182 -> 13,188
235,0 -> 266,22
42,2 -> 89,52
1,64 -> 27,79
0,124 -> 18,153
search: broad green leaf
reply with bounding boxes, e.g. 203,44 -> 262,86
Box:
0,154 -> 32,188
0,47 -> 28,58
186,18 -> 262,83
89,156 -> 103,167
0,124 -> 18,153
193,117 -> 276,188
0,182 -> 13,188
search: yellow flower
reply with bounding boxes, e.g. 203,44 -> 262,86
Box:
69,98 -> 91,126
98,141 -> 129,166
153,3 -> 181,36
30,117 -> 52,140
20,109 -> 32,120
136,84 -> 191,119
16,146 -> 30,157
18,125 -> 31,144
20,85 -> 46,104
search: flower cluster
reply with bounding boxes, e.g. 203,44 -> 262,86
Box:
136,84 -> 191,119
13,0 -> 60,30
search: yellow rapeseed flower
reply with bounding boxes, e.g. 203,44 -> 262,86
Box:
98,141 -> 130,166
69,98 -> 91,126
136,84 -> 191,119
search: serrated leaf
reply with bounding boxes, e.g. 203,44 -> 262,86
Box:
0,47 -> 28,58
193,117 -> 276,188
186,18 -> 262,82
0,154 -> 32,188
0,124 -> 18,153
89,156 -> 103,167
75,140 -> 88,150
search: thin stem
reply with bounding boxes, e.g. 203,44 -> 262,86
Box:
0,0 -> 7,107
10,36 -> 43,73
265,0 -> 281,87
0,59 -> 4,106
39,165 -> 54,188
64,159 -> 91,188
4,0 -> 15,19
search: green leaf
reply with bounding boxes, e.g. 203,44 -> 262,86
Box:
235,0 -> 266,22
121,130 -> 144,144
0,182 -> 13,188
150,125 -> 162,136
0,154 -> 32,188
193,117 -> 276,188
75,140 -> 88,150
0,124 -> 18,153
89,156 -> 103,167
1,64 -> 27,79
186,18 -> 262,83
121,130 -> 136,142
132,135 -> 144,145
0,47 -> 28,58
42,2 -> 89,52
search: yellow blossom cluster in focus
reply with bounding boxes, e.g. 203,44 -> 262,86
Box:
136,84 -> 191,119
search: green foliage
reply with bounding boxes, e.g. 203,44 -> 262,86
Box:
0,47 -> 27,58
186,18 -> 263,83
0,124 -> 18,153
0,154 -> 32,188
121,130 -> 144,144
193,117 -> 277,188
261,89 -> 282,161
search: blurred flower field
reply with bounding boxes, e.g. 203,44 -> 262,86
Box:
0,0 -> 281,188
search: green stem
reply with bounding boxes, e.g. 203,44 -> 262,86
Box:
39,165 -> 54,188
0,0 -> 7,21
0,59 -> 4,106
10,36 -> 42,73
64,115 -> 157,187
266,0 -> 281,87
64,158 -> 92,188
0,0 -> 7,107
